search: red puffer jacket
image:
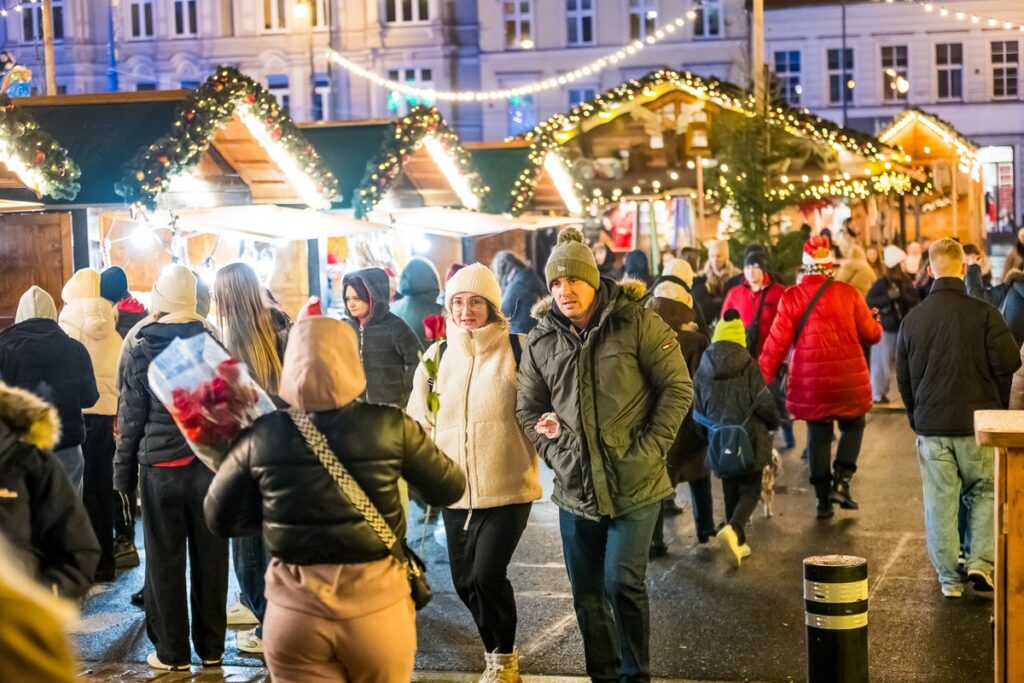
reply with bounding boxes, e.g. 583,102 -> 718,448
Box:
759,275 -> 882,421
721,276 -> 785,356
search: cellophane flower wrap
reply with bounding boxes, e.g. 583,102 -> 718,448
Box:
148,333 -> 276,472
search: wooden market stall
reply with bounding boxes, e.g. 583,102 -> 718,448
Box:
878,109 -> 983,247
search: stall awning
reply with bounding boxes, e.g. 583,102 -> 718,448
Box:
172,205 -> 389,241
368,206 -> 581,237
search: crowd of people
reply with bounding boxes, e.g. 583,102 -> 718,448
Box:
1,221 -> 1020,683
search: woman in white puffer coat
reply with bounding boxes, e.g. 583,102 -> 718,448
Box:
407,263 -> 541,683
58,267 -> 123,582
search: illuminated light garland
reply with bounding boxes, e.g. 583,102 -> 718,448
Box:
543,151 -> 584,215
904,0 -> 1023,32
878,109 -> 981,180
116,66 -> 338,211
353,105 -> 487,218
325,13 -> 693,102
0,94 -> 80,200
507,130 -> 584,217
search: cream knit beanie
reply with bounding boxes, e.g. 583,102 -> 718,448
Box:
62,268 -> 101,303
150,264 -> 197,315
445,263 -> 503,312
15,286 -> 57,323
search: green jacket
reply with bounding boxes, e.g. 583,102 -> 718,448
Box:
516,279 -> 693,519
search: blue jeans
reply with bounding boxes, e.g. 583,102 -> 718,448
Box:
870,330 -> 897,402
52,445 -> 84,497
559,503 -> 659,683
232,535 -> 270,633
916,436 -> 994,590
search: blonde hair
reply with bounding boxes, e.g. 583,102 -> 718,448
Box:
928,238 -> 965,278
213,263 -> 283,395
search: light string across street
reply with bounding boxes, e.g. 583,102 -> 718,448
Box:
897,0 -> 1024,32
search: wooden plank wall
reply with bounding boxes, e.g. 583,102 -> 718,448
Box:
0,212 -> 73,329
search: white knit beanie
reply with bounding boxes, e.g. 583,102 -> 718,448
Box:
150,264 -> 197,315
445,263 -> 502,313
62,268 -> 101,303
654,259 -> 695,304
883,245 -> 907,270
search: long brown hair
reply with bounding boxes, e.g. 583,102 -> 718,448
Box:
213,263 -> 283,395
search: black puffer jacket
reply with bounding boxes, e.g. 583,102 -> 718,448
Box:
646,296 -> 710,484
693,341 -> 780,475
113,321 -> 206,492
501,266 -> 548,335
966,264 -> 1024,347
0,319 -> 98,450
203,404 -> 465,565
0,383 -> 99,598
896,277 -> 1021,436
342,269 -> 422,407
866,270 -> 919,333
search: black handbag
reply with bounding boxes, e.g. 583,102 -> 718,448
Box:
288,409 -> 433,610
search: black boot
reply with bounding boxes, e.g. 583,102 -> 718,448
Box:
829,469 -> 860,510
814,481 -> 834,519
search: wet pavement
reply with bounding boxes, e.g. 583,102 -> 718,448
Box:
75,410 -> 993,682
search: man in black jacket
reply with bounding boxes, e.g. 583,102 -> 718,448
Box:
896,238 -> 1021,599
114,265 -> 228,671
0,286 -> 98,496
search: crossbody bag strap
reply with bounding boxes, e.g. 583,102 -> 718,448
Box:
792,279 -> 832,348
752,288 -> 769,330
287,409 -> 414,568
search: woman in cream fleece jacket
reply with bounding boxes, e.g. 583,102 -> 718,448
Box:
407,263 -> 541,683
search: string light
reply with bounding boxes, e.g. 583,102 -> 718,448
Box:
901,0 -> 1022,32
879,109 -> 981,180
0,95 -> 80,199
326,13 -> 692,102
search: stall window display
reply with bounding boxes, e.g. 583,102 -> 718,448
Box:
979,146 -> 1015,234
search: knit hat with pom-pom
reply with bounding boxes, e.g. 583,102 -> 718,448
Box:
803,235 -> 835,267
711,308 -> 747,347
544,227 -> 601,292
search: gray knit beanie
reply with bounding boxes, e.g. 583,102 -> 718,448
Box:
544,227 -> 601,291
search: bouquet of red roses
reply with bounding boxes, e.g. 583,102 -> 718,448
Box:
148,333 -> 276,472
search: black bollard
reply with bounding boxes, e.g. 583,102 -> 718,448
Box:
804,554 -> 869,683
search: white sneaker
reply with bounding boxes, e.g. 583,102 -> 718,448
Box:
147,651 -> 189,671
942,584 -> 964,599
227,597 -> 258,625
716,525 -> 747,568
236,627 -> 264,654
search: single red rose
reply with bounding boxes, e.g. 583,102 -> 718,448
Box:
423,314 -> 446,341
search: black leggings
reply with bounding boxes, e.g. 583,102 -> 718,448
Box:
442,503 -> 532,653
806,416 -> 866,496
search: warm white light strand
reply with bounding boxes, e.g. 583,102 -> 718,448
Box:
900,0 -> 1024,32
326,13 -> 694,102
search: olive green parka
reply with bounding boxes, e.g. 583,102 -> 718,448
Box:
516,278 -> 693,519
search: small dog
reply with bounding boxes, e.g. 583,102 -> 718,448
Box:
761,449 -> 783,518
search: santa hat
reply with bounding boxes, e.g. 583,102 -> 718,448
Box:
802,236 -> 834,267
298,296 -> 323,321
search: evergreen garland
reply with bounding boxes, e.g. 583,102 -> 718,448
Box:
0,94 -> 80,200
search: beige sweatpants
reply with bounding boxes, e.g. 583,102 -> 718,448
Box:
262,595 -> 417,683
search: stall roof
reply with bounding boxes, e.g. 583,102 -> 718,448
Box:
878,109 -> 980,177
300,120 -> 392,210
173,205 -> 390,241
0,91 -> 183,206
368,206 -> 582,237
467,143 -> 532,214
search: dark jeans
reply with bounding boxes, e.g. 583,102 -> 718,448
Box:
140,459 -> 228,665
652,476 -> 715,546
806,416 -> 866,499
232,535 -> 270,633
722,471 -> 763,545
442,503 -> 532,653
82,414 -> 115,577
559,503 -> 660,683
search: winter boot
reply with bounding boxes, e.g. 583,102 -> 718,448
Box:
481,649 -> 522,683
814,480 -> 834,519
829,469 -> 860,510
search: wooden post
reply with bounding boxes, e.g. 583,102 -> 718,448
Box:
696,155 -> 705,238
975,410 -> 1024,683
41,0 -> 58,95
752,0 -> 765,114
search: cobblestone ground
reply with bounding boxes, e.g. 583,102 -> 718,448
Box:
76,410 -> 993,682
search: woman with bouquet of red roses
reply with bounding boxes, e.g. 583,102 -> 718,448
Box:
407,264 -> 541,682
114,265 -> 229,671
341,267 -> 421,407
212,262 -> 291,656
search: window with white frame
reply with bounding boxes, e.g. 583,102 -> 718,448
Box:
267,74 -> 290,113
312,73 -> 331,121
693,0 -> 721,39
504,1 -> 533,49
263,0 -> 286,31
386,0 -> 429,23
827,47 -> 854,105
174,0 -> 197,36
569,87 -> 596,108
566,0 -> 593,47
773,50 -> 801,105
312,0 -> 329,28
881,45 -> 908,102
386,68 -> 434,116
993,41 -> 1019,99
629,0 -> 657,41
129,0 -> 154,39
508,94 -> 537,136
936,43 -> 963,100
23,0 -> 64,42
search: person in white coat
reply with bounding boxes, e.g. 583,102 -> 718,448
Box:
58,268 -> 123,582
407,263 -> 541,683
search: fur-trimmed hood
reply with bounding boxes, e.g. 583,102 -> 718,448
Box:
0,381 -> 61,452
530,277 -> 647,320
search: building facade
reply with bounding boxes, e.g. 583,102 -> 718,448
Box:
765,0 -> 1024,233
